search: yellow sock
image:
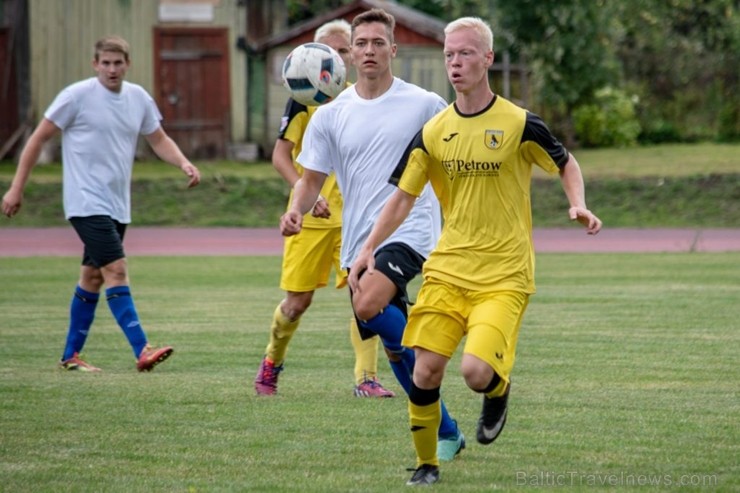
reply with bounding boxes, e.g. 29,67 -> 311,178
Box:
409,399 -> 441,467
264,303 -> 300,365
350,317 -> 380,384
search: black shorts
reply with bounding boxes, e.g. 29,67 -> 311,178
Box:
69,216 -> 127,268
350,242 -> 426,340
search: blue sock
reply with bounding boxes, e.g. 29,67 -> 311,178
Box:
360,304 -> 412,393
62,286 -> 99,361
358,304 -> 406,348
106,286 -> 147,358
389,352 -> 414,394
439,400 -> 458,439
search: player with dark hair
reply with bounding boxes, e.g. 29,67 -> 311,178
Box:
280,8 -> 465,462
254,19 -> 393,398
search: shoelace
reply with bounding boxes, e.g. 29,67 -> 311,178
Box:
73,353 -> 89,364
260,363 -> 282,384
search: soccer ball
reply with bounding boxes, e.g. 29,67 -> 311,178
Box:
281,42 -> 347,106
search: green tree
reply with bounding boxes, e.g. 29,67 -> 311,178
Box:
282,0 -> 739,144
402,0 -> 495,20
615,0 -> 740,142
493,0 -> 621,145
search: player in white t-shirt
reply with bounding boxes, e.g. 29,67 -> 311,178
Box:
2,36 -> 200,373
254,19 -> 392,399
280,8 -> 465,462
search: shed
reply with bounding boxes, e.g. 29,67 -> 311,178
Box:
2,0 -> 250,161
246,0 -> 451,159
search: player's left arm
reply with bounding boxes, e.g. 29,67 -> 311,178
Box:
145,127 -> 201,188
522,112 -> 601,235
559,153 -> 602,235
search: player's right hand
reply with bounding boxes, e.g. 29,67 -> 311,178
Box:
311,195 -> 331,219
348,246 -> 376,293
1,189 -> 22,218
280,210 -> 303,236
181,162 -> 201,188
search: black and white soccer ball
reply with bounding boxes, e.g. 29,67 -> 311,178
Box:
281,42 -> 346,106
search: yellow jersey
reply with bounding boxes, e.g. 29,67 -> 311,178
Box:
391,95 -> 568,293
278,98 -> 342,229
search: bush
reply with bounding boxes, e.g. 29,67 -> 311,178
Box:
573,87 -> 641,147
718,98 -> 740,142
638,120 -> 684,144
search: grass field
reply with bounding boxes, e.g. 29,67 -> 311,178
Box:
1,254 -> 738,492
1,142 -> 739,228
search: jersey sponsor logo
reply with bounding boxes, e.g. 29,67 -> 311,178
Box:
443,132 -> 459,142
485,129 -> 504,149
388,262 -> 404,276
441,159 -> 503,180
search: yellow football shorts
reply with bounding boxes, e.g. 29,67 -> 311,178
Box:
280,226 -> 346,292
402,278 -> 530,382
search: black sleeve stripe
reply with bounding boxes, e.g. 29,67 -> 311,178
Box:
521,112 -> 569,168
277,97 -> 308,138
389,129 -> 425,186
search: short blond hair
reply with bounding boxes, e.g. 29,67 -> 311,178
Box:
315,19 -> 351,43
445,17 -> 493,51
94,36 -> 130,62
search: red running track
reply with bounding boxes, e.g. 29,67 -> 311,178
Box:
1,227 -> 739,257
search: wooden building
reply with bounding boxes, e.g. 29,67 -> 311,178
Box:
0,0 -> 26,159
2,0 -> 248,160
1,0 -> 526,161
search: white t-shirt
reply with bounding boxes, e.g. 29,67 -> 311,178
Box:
45,78 -> 162,223
298,77 -> 447,268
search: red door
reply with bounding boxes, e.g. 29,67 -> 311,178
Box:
0,27 -> 20,156
153,27 -> 230,159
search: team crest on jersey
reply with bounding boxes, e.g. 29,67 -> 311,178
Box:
441,159 -> 455,181
485,130 -> 504,149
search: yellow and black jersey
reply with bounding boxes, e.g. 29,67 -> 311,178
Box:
278,98 -> 342,229
390,95 -> 568,293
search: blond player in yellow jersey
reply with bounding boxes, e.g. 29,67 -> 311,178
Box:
349,17 -> 602,485
254,19 -> 392,398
